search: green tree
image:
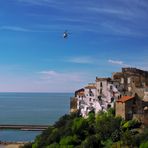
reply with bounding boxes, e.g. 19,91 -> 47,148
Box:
60,135 -> 79,145
81,134 -> 102,148
72,117 -> 88,138
140,141 -> 148,148
95,111 -> 122,141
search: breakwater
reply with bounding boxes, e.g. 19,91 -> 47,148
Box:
0,124 -> 48,131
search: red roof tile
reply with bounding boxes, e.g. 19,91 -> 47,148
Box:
117,96 -> 134,103
77,91 -> 85,96
85,86 -> 96,89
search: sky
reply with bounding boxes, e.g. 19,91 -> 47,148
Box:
0,0 -> 148,92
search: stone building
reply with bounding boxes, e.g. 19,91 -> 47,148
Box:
143,107 -> 148,127
115,95 -> 142,120
112,68 -> 148,97
70,88 -> 84,113
142,88 -> 148,126
73,78 -> 121,117
70,67 -> 148,119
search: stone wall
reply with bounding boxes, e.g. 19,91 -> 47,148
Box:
115,102 -> 125,119
125,99 -> 135,120
143,110 -> 148,127
113,68 -> 148,97
70,97 -> 78,113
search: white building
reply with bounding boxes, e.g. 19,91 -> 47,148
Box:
75,78 -> 121,117
72,68 -> 148,118
84,83 -> 101,116
96,77 -> 121,110
75,83 -> 102,117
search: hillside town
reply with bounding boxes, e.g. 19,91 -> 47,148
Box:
70,68 -> 148,126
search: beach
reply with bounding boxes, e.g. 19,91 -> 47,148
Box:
0,143 -> 23,148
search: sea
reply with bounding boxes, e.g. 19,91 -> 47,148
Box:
0,92 -> 72,142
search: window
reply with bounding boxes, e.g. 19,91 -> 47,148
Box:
89,98 -> 91,101
89,89 -> 91,93
133,99 -> 136,104
98,96 -> 102,101
110,85 -> 113,90
121,78 -> 124,84
100,88 -> 102,94
100,82 -> 103,87
89,89 -> 94,96
128,77 -> 131,84
107,104 -> 111,109
90,93 -> 94,97
101,106 -> 104,111
111,97 -> 114,102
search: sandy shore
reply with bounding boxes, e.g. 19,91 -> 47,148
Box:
0,144 -> 23,148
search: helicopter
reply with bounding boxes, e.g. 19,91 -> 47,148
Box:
63,31 -> 69,39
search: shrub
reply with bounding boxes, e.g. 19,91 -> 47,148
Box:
122,120 -> 141,130
60,135 -> 79,145
71,117 -> 88,138
140,141 -> 148,148
81,135 -> 102,148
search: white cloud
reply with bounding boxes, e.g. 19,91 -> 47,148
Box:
108,59 -> 131,67
40,70 -> 58,77
39,70 -> 85,82
67,56 -> 94,64
87,7 -> 129,16
0,25 -> 51,33
108,59 -> 123,65
36,70 -> 93,92
17,0 -> 63,7
0,26 -> 31,32
16,0 -> 148,37
0,69 -> 90,92
101,22 -> 145,37
18,0 -> 48,5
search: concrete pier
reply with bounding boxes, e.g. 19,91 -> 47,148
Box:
0,124 -> 48,131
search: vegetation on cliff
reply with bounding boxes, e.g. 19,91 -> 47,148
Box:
22,109 -> 148,148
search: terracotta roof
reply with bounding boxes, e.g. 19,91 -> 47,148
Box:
117,96 -> 134,103
96,77 -> 111,82
85,85 -> 96,89
77,91 -> 85,96
75,88 -> 84,93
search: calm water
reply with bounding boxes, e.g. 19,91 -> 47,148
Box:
0,93 -> 72,142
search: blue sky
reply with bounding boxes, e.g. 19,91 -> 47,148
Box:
0,0 -> 148,92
